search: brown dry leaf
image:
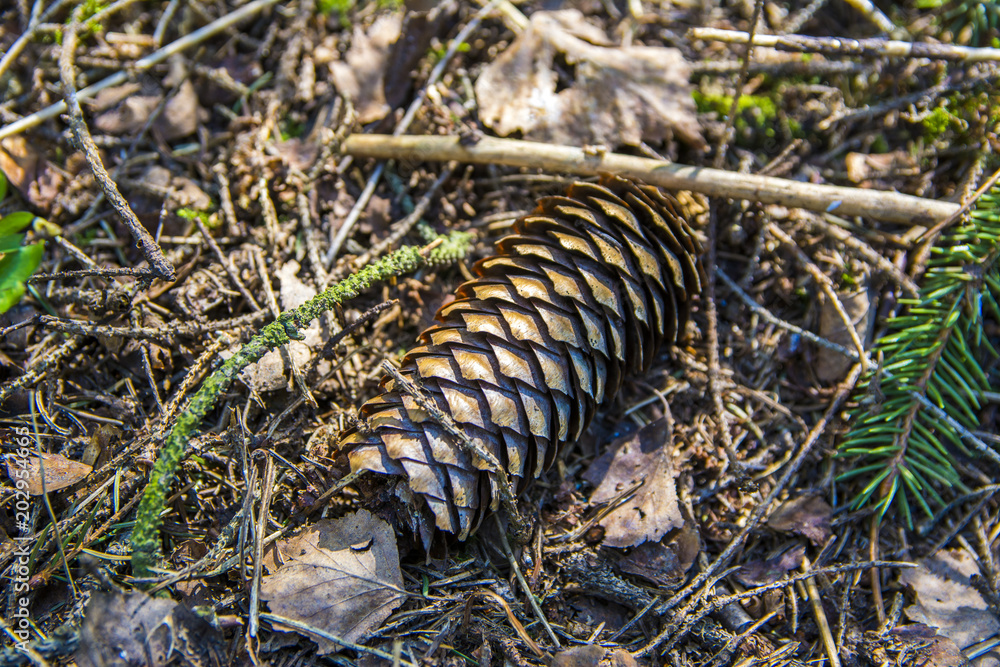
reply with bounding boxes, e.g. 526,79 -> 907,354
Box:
735,545 -> 805,587
617,528 -> 699,586
902,549 -> 1000,667
94,93 -> 162,135
475,9 -> 703,149
766,495 -> 832,545
845,150 -> 919,184
260,510 -> 406,653
584,418 -> 683,548
815,280 -> 871,382
76,590 -> 223,667
0,137 -> 69,213
5,452 -> 91,495
551,644 -> 606,667
156,79 -> 205,140
329,14 -> 402,123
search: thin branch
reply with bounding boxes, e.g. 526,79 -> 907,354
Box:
342,135 -> 959,225
58,16 -> 175,280
691,28 -> 1000,62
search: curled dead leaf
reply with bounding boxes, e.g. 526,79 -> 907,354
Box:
475,10 -> 703,149
5,451 -> 92,495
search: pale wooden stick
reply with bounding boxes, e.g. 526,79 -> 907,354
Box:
691,27 -> 1000,63
343,134 -> 959,225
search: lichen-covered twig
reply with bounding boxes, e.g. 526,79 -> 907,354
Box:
130,233 -> 473,576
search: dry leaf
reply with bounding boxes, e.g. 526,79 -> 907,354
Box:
584,418 -> 683,548
0,137 -> 69,213
94,94 -> 162,135
815,281 -> 871,382
329,14 -> 402,124
551,644 -> 606,667
735,545 -> 805,586
260,510 -> 406,653
766,495 -> 832,545
156,79 -> 205,140
76,590 -> 223,667
902,549 -> 1000,667
617,528 -> 700,587
475,9 -> 703,149
845,151 -> 919,184
5,452 -> 91,495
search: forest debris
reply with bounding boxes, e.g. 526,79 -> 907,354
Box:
863,625 -> 973,667
766,495 -> 832,545
5,452 -> 91,495
475,9 -> 703,149
75,589 -> 224,667
584,418 -> 683,548
0,137 -> 69,213
616,529 -> 700,586
735,545 -> 805,586
845,151 -> 919,185
815,280 -> 871,382
901,549 -> 1000,667
551,644 -> 606,667
94,80 -> 205,140
328,14 -> 403,123
260,511 -> 406,653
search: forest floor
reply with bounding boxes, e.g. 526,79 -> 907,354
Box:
1,0 -> 1000,665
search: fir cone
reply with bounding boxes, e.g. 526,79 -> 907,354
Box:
338,175 -> 702,542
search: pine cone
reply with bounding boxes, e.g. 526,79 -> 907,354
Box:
338,175 -> 702,541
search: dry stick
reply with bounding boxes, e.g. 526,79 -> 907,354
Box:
495,516 -> 561,648
802,213 -> 920,297
38,311 -> 266,345
802,556 -> 841,667
342,135 -> 959,225
841,0 -> 896,33
0,0 -> 281,141
690,28 -> 1000,62
767,223 -> 870,372
705,0 -> 765,486
324,1 -> 498,265
58,18 -> 174,281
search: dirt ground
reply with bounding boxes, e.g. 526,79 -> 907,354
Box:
1,0 -> 1000,665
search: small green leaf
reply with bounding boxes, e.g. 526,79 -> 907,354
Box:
0,170 -> 7,202
0,233 -> 26,254
0,211 -> 37,236
0,242 -> 45,313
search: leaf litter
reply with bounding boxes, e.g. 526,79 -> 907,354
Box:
475,9 -> 704,149
1,0 -> 999,665
260,510 -> 406,652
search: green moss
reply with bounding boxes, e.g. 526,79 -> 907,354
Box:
922,106 -> 961,137
692,90 -> 799,149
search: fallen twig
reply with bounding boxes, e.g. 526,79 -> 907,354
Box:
342,135 -> 959,225
691,27 -> 1000,62
59,13 -> 174,280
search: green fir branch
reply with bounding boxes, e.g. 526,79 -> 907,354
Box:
131,232 -> 473,576
837,187 -> 1000,527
